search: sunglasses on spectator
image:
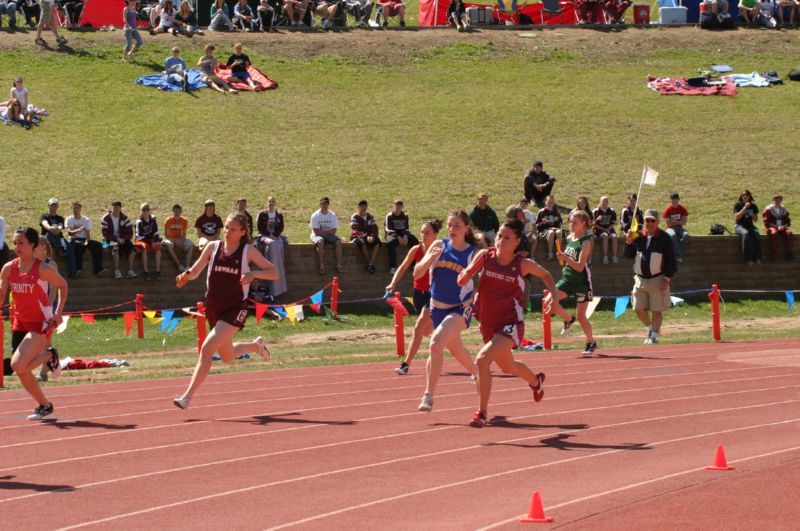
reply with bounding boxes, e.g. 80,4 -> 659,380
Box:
142,208 -> 150,211
645,219 -> 657,223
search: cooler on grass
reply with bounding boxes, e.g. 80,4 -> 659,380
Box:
657,0 -> 687,23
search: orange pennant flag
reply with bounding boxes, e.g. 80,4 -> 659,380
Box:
123,312 -> 136,337
255,303 -> 268,323
81,314 -> 96,324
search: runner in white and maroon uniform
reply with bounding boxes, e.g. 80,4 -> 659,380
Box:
0,228 -> 68,420
173,213 -> 279,410
458,219 -> 562,428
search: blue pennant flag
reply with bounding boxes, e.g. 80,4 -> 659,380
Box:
310,290 -> 323,305
614,296 -> 630,319
160,310 -> 175,332
166,317 -> 181,334
786,291 -> 795,311
272,306 -> 288,319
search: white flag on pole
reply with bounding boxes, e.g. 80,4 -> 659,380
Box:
643,165 -> 659,186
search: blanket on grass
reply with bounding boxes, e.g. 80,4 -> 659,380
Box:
136,66 -> 278,92
136,68 -> 208,91
647,76 -> 737,97
213,65 -> 279,91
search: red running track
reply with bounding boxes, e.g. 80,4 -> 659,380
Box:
1,338 -> 799,529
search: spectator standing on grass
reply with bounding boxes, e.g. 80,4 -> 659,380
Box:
122,0 -> 143,62
734,189 -> 762,265
763,194 -> 793,260
385,199 -> 419,274
226,43 -> 259,90
310,196 -> 343,275
236,198 -> 254,238
208,0 -> 234,30
255,196 -> 287,297
162,204 -> 194,273
593,195 -> 618,264
620,193 -> 643,234
351,200 -> 382,273
101,201 -> 136,278
135,203 -> 162,280
662,193 -> 689,263
524,161 -> 556,209
35,0 -> 67,47
197,44 -> 238,94
195,199 -> 223,251
624,209 -> 677,345
39,198 -> 71,259
65,202 -> 105,278
470,193 -> 499,248
536,196 -> 563,261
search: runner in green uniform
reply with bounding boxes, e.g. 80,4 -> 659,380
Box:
545,210 -> 597,357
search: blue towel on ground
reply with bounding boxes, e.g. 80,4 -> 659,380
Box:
136,68 -> 209,91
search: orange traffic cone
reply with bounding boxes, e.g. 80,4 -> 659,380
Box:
520,491 -> 554,523
705,444 -> 735,471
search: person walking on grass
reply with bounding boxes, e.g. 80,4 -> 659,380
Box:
413,210 -> 478,412
0,228 -> 68,420
173,213 -> 277,409
385,219 -> 441,375
545,209 -> 598,357
122,0 -> 143,62
35,0 -> 67,47
459,219 -> 560,427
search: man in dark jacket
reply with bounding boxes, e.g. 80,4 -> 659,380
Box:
523,161 -> 556,209
101,201 -> 136,279
623,209 -> 678,345
469,193 -> 500,248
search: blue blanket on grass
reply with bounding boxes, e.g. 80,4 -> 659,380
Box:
136,68 -> 208,91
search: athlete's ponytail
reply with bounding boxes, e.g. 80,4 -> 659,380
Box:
14,227 -> 39,246
424,219 -> 443,234
502,218 -> 525,240
448,209 -> 476,246
226,213 -> 253,245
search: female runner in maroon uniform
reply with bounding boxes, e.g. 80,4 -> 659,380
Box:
385,220 -> 441,375
0,228 -> 69,420
458,219 -> 562,428
173,213 -> 278,409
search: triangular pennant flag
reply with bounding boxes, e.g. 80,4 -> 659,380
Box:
786,291 -> 795,311
585,297 -> 602,319
166,317 -> 181,334
323,305 -> 335,321
286,304 -> 297,325
80,313 -> 96,324
309,303 -> 322,314
143,310 -> 163,326
123,312 -> 136,337
642,164 -> 659,186
614,296 -> 630,319
56,315 -> 70,334
670,296 -> 685,306
271,305 -> 288,320
310,290 -> 323,305
255,303 -> 268,323
160,310 -> 175,332
295,305 -> 305,322
405,297 -> 414,306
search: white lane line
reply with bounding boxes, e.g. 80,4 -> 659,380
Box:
476,445 -> 800,530
57,412 -> 800,530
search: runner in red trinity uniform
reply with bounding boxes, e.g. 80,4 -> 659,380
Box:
0,228 -> 69,420
173,213 -> 278,409
458,219 -> 563,428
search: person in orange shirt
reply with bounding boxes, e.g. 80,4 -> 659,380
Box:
162,204 -> 194,273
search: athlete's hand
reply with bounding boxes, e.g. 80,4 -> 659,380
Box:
176,271 -> 190,288
53,313 -> 63,326
556,251 -> 567,262
240,271 -> 254,286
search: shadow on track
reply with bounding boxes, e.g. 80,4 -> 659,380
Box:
221,412 -> 357,427
41,419 -> 138,430
0,475 -> 76,492
488,433 -> 651,451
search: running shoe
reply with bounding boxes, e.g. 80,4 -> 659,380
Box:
28,403 -> 54,420
581,342 -> 597,357
46,347 -> 61,380
254,336 -> 271,362
127,270 -> 137,279
560,315 -> 576,336
469,410 -> 487,428
114,269 -> 123,279
530,372 -> 545,402
395,362 -> 409,375
643,330 -> 659,345
173,396 -> 190,409
418,393 -> 434,412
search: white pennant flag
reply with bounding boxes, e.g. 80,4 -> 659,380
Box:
642,165 -> 659,186
585,297 -> 602,319
56,315 -> 70,334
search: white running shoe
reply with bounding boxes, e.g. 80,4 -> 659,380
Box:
127,270 -> 138,278
255,336 -> 271,362
28,403 -> 54,420
418,393 -> 433,412
173,396 -> 190,409
114,269 -> 123,279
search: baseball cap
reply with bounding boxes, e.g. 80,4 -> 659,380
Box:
670,193 -> 680,200
48,197 -> 59,206
534,161 -> 543,167
204,199 -> 215,206
111,201 -> 122,207
644,209 -> 659,220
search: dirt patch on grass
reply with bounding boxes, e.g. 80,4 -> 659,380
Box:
4,26 -> 799,64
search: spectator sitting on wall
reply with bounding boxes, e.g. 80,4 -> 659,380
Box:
523,160 -> 556,209
195,199 -> 223,250
310,196 -> 343,275
236,197 -> 254,238
469,193 -> 500,248
662,192 -> 690,264
593,195 -> 618,264
162,204 -> 194,273
385,199 -> 419,274
536,195 -> 563,261
351,200 -> 382,273
101,201 -> 137,279
134,202 -> 162,280
255,196 -> 288,298
570,195 -> 594,230
65,201 -> 105,278
620,193 -> 643,235
174,0 -> 202,36
733,189 -> 762,265
763,194 -> 793,260
40,198 -> 72,261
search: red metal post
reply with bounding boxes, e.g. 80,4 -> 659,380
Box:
542,289 -> 552,350
709,284 -> 721,341
331,277 -> 339,320
135,293 -> 145,339
393,291 -> 405,357
196,301 -> 207,353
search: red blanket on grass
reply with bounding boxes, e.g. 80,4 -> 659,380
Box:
647,76 -> 737,97
214,65 -> 278,91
